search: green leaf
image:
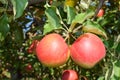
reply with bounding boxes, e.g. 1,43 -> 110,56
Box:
11,0 -> 28,19
97,76 -> 104,80
105,63 -> 113,80
0,7 -> 6,13
110,61 -> 120,80
97,17 -> 109,26
116,42 -> 120,53
42,77 -> 50,80
0,0 -> 8,4
13,26 -> 24,46
2,70 -> 11,78
80,0 -> 91,9
0,33 -> 4,42
82,20 -> 107,39
44,7 -> 62,34
0,14 -> 10,41
66,6 -> 76,24
45,7 -> 61,27
72,10 -> 94,24
43,23 -> 55,35
0,49 -> 4,53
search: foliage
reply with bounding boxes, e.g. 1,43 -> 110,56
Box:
0,0 -> 120,80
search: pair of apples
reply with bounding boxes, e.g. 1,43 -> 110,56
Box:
29,32 -> 106,69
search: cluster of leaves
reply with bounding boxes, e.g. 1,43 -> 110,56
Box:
0,0 -> 120,80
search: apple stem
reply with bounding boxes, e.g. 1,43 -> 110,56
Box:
57,7 -> 69,32
61,21 -> 69,31
71,34 -> 77,40
60,27 -> 68,34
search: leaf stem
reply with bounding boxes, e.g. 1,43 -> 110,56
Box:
73,25 -> 82,33
68,23 -> 76,32
61,21 -> 69,31
56,8 -> 69,31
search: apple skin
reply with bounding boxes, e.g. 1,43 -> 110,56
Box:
62,69 -> 78,80
97,9 -> 104,17
25,63 -> 33,72
27,40 -> 39,54
70,33 -> 106,69
36,33 -> 69,67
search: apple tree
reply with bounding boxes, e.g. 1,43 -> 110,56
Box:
0,0 -> 120,80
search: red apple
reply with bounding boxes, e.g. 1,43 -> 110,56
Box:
49,0 -> 53,5
97,9 -> 104,17
36,33 -> 69,67
70,33 -> 106,69
27,40 -> 39,54
62,69 -> 78,80
25,63 -> 33,72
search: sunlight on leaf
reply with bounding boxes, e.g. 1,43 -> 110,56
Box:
98,76 -> 104,80
44,7 -> 62,34
105,61 -> 120,80
105,65 -> 114,80
80,0 -> 91,9
111,61 -> 120,79
2,70 -> 11,78
43,23 -> 55,35
69,10 -> 94,31
66,6 -> 76,24
0,0 -> 8,4
72,10 -> 94,24
82,20 -> 107,39
45,7 -> 61,27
